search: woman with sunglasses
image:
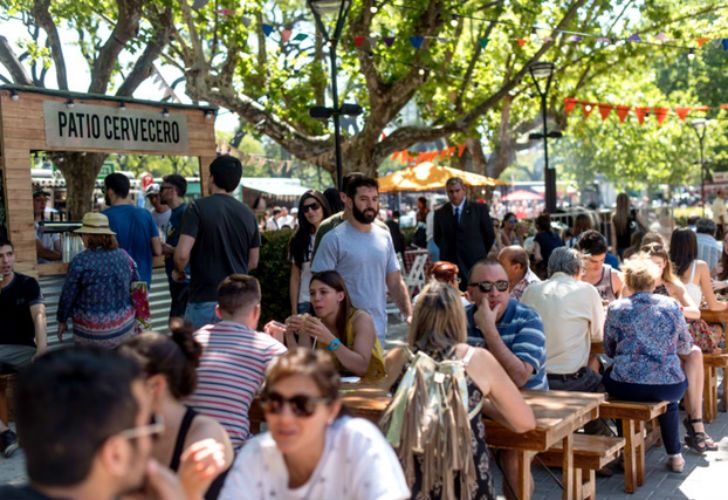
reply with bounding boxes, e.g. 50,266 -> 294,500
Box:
219,348 -> 410,500
284,270 -> 386,382
638,244 -> 719,453
499,212 -> 523,249
289,191 -> 331,315
402,281 -> 535,499
119,326 -> 234,500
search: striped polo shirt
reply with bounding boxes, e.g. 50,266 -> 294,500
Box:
188,321 -> 287,449
466,299 -> 548,390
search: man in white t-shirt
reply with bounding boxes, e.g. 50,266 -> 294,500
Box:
146,183 -> 171,232
312,176 -> 412,343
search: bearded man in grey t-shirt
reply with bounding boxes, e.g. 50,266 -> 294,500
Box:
311,176 -> 412,343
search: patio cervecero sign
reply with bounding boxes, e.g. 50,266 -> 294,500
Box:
43,101 -> 188,153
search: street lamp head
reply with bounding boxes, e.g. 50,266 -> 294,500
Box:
309,106 -> 335,120
340,103 -> 363,116
309,0 -> 350,15
528,61 -> 555,96
691,118 -> 707,130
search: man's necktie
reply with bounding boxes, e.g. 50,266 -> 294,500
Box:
454,207 -> 460,223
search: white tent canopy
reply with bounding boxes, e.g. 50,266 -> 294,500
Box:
240,177 -> 311,197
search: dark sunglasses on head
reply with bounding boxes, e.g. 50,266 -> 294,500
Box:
467,280 -> 509,293
302,202 -> 321,213
260,391 -> 331,417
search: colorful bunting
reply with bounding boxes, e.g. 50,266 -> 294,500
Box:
383,37 -> 396,47
615,105 -> 631,123
627,34 -> 641,42
262,24 -> 274,37
581,102 -> 595,119
242,17 -> 251,28
653,107 -> 669,126
479,38 -> 490,49
598,103 -> 612,121
655,32 -> 668,42
674,107 -> 691,121
633,107 -> 649,124
409,36 -> 424,49
564,97 -> 578,115
697,37 -> 709,47
281,29 -> 292,43
517,38 -> 527,47
567,35 -> 582,42
293,33 -> 308,42
722,39 -> 728,51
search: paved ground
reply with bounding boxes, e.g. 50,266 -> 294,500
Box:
2,319 -> 726,498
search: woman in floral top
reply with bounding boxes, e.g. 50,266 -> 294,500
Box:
57,213 -> 139,349
603,255 -> 692,473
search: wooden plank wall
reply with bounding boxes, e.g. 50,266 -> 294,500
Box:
0,89 -> 216,276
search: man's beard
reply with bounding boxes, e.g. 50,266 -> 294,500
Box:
352,204 -> 377,224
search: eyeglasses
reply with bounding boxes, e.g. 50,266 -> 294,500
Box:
641,243 -> 664,254
301,202 -> 321,213
467,280 -> 509,293
260,391 -> 331,417
117,414 -> 164,441
506,218 -> 517,224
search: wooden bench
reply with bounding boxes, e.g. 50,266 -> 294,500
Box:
599,400 -> 669,494
539,434 -> 625,500
0,374 -> 16,424
703,352 -> 728,422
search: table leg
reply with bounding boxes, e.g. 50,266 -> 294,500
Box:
704,364 -> 715,422
722,368 -> 728,413
561,433 -> 574,500
636,421 -> 645,487
622,419 -> 636,494
515,450 -> 535,500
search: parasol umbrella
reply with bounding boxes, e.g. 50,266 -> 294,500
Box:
378,162 -> 508,193
501,189 -> 544,202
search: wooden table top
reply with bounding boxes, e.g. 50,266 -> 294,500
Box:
484,390 -> 605,452
700,308 -> 728,324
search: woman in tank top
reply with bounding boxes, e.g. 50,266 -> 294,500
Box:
639,244 -> 719,453
119,327 -> 234,500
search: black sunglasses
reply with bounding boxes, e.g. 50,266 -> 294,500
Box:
467,280 -> 509,293
301,202 -> 321,213
260,391 -> 331,417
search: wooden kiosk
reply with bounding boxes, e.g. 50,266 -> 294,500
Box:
0,85 -> 217,276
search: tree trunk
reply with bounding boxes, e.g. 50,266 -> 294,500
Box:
55,153 -> 107,220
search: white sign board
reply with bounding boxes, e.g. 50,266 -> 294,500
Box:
712,172 -> 728,184
43,101 -> 188,153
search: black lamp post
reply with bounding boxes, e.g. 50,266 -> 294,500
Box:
307,0 -> 362,191
528,61 -> 561,213
691,118 -> 708,216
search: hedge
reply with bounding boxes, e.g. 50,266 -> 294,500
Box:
252,229 -> 293,325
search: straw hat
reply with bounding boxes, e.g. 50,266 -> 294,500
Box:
74,213 -> 116,235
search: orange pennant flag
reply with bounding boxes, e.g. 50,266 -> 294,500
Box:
653,107 -> 669,126
581,102 -> 595,119
721,104 -> 728,110
697,37 -> 709,47
634,107 -> 649,125
598,103 -> 613,121
458,144 -> 466,157
615,105 -> 631,123
517,38 -> 527,47
674,107 -> 691,121
564,97 -> 578,115
692,105 -> 710,112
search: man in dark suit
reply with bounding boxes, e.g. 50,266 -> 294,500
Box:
434,177 -> 495,288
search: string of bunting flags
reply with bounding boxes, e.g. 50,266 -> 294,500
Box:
195,1 -> 728,54
565,97 -> 728,126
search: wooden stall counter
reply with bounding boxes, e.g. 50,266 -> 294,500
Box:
36,255 -> 166,277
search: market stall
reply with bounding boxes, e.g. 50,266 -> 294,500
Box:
0,85 -> 217,334
378,161 -> 508,193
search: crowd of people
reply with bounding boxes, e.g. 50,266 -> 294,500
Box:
1,155 -> 727,499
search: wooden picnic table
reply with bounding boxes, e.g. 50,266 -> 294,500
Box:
250,387 -> 604,500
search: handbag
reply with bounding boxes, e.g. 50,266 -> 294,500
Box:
126,255 -> 152,331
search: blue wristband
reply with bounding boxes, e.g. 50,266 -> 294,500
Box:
326,338 -> 342,352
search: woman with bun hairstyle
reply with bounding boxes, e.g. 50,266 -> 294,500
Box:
119,326 -> 234,500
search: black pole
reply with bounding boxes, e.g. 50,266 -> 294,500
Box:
699,134 -> 705,217
541,93 -> 556,213
329,44 -> 343,192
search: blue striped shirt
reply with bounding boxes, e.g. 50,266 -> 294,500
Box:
466,299 -> 548,390
187,321 -> 287,449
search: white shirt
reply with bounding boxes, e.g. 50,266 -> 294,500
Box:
712,197 -> 726,225
425,210 -> 434,242
451,199 -> 466,220
220,417 -> 410,500
521,272 -> 604,375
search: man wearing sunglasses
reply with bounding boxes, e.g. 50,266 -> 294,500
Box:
1,347 -> 186,500
434,177 -> 495,290
464,258 -> 547,391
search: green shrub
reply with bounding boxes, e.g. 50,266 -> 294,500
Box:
252,229 -> 293,325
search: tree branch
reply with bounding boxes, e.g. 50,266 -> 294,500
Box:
88,0 -> 143,94
0,36 -> 32,85
32,0 -> 68,89
116,5 -> 173,97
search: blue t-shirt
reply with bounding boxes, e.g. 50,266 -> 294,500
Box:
165,203 -> 190,282
466,299 -> 548,390
103,204 -> 159,286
